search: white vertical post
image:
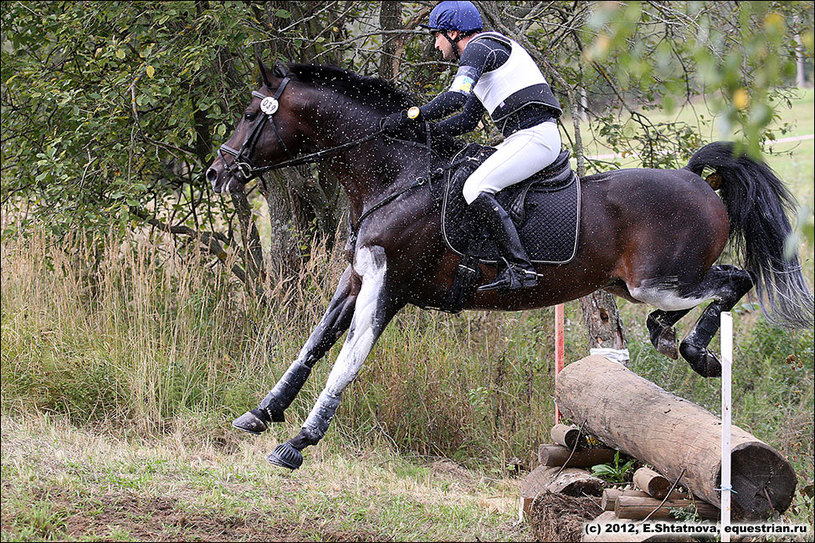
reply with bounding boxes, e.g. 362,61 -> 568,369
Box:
554,303 -> 565,423
720,311 -> 733,542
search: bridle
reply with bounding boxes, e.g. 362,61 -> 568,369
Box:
215,63 -> 455,248
217,76 -> 293,182
217,75 -> 384,184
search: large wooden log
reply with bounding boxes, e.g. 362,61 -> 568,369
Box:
555,355 -> 796,520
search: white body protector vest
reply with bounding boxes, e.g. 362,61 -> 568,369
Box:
468,32 -> 561,122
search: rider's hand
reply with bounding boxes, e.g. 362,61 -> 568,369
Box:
381,107 -> 421,136
381,110 -> 408,135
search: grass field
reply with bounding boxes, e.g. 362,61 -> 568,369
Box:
2,89 -> 813,541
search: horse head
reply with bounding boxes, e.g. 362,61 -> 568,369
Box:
206,60 -> 313,193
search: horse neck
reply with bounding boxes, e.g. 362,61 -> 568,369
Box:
309,93 -> 421,214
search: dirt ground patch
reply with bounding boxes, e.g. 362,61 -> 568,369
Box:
33,488 -> 391,542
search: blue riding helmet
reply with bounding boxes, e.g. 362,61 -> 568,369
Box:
419,1 -> 483,33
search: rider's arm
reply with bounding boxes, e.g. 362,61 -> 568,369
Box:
435,94 -> 485,135
418,85 -> 469,120
418,38 -> 507,128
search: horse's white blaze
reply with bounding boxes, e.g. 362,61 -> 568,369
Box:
303,245 -> 386,428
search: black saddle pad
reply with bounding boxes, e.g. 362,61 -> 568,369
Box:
441,145 -> 581,264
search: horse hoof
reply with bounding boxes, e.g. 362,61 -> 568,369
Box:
267,443 -> 303,470
647,317 -> 678,359
700,352 -> 722,378
232,409 -> 269,435
655,329 -> 679,359
680,343 -> 722,378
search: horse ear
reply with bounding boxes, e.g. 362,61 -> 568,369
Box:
258,57 -> 274,88
273,61 -> 289,78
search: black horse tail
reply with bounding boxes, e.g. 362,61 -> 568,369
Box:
685,141 -> 813,328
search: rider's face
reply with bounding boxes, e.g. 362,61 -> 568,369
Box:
433,31 -> 460,61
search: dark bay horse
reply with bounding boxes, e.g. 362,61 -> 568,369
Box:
206,61 -> 813,470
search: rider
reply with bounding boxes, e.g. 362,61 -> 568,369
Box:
382,0 -> 563,291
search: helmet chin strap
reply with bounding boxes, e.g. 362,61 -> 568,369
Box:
441,30 -> 462,60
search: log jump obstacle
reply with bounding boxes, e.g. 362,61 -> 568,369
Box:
525,312 -> 797,539
553,355 -> 796,521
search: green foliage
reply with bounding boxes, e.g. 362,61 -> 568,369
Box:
2,1 -> 245,236
669,503 -> 703,522
578,1 -> 813,164
5,2 -> 811,241
590,451 -> 637,483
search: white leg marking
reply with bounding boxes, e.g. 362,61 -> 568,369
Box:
303,246 -> 387,430
629,281 -> 712,311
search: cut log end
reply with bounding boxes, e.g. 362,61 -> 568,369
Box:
633,467 -> 672,499
727,442 -> 797,518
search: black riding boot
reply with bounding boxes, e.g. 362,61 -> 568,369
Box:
469,192 -> 538,291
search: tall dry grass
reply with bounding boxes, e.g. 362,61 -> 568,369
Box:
1,227 -> 561,471
2,210 -> 811,486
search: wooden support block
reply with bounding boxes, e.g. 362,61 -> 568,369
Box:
551,423 -> 589,450
615,495 -> 720,521
633,467 -> 671,499
600,488 -> 625,511
602,488 -> 691,511
520,464 -> 605,522
539,443 -> 617,468
583,511 -> 634,542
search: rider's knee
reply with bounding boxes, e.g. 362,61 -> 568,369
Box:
463,180 -> 492,205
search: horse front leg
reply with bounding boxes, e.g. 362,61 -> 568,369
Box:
232,265 -> 358,435
267,245 -> 401,469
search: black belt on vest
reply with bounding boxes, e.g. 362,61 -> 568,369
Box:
497,104 -> 558,137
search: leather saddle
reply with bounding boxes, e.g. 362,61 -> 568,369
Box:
441,144 -> 581,265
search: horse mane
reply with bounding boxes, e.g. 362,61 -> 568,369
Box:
287,63 -> 414,113
286,63 -> 466,157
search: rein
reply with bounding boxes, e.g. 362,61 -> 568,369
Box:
347,121 -> 444,244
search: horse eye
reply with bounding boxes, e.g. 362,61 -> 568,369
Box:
244,112 -> 257,122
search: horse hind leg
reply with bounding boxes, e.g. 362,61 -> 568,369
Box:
678,266 -> 754,378
646,308 -> 691,359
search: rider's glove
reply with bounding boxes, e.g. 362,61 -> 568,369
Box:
380,107 -> 421,136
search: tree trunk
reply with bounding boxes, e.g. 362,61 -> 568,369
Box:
579,290 -> 627,361
259,173 -> 299,277
231,191 -> 266,284
378,1 -> 403,81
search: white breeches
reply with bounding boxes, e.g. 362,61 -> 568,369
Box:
462,121 -> 562,204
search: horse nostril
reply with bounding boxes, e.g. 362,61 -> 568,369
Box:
206,167 -> 218,185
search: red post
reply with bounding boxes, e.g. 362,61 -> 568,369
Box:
554,303 -> 565,423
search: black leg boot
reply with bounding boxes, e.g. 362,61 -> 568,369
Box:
469,192 -> 538,291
